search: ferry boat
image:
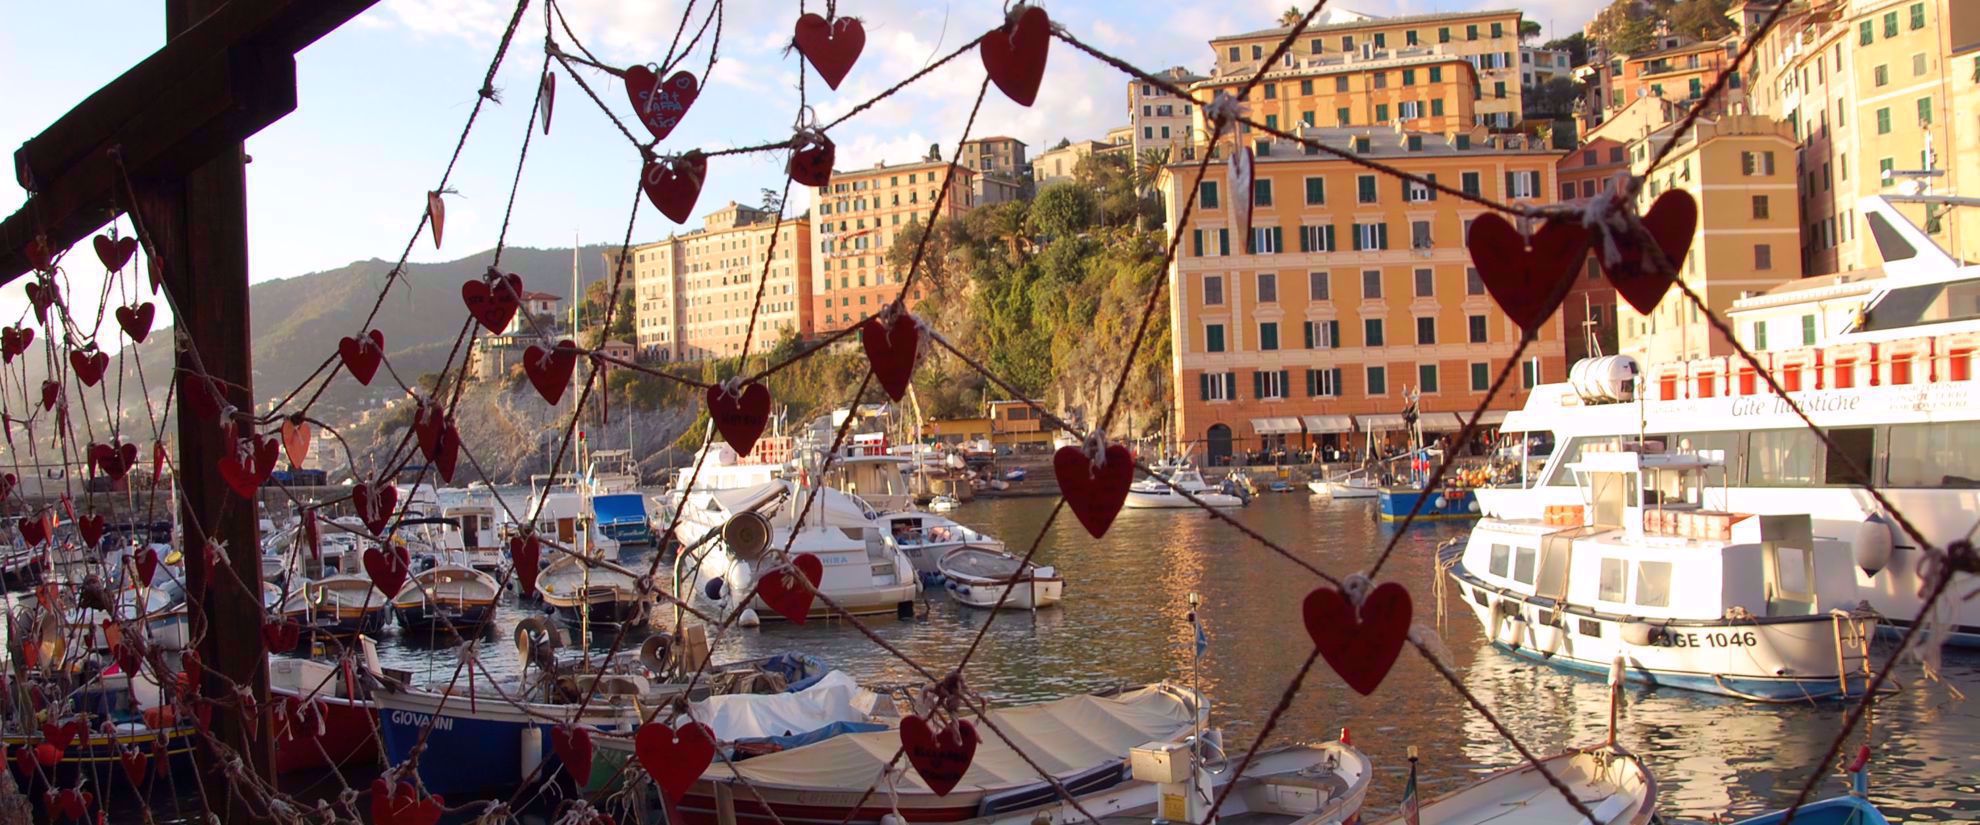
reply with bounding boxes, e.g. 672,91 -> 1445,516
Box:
1475,197 -> 1980,645
1446,441 -> 1876,701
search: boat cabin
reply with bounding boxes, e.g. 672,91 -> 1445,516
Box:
824,455 -> 913,512
442,503 -> 500,550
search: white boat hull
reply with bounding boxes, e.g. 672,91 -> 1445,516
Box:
1313,481 -> 1379,499
1124,489 -> 1244,508
945,575 -> 1063,609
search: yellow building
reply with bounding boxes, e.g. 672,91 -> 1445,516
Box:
1161,126 -> 1567,463
809,159 -> 977,334
1615,115 -> 1803,365
1209,9 -> 1526,130
959,136 -> 1029,205
615,202 -> 811,363
1190,50 -> 1483,145
986,400 -> 1056,450
1129,67 -> 1206,160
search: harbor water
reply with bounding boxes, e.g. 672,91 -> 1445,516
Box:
371,491 -> 1980,822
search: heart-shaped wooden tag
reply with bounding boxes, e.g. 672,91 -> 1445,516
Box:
541,70 -> 556,134
794,14 -> 866,90
524,340 -> 579,405
90,441 -> 138,481
550,725 -> 595,785
119,746 -> 150,787
427,191 -> 445,249
114,303 -> 155,343
363,544 -> 411,599
260,621 -> 300,653
1053,444 -> 1134,539
218,434 -> 278,499
980,5 -> 1051,107
1302,581 -> 1412,696
23,237 -> 56,272
1464,214 -> 1592,334
281,417 -> 312,467
1,325 -> 31,361
26,281 -> 57,325
901,715 -> 979,796
41,719 -> 81,752
18,514 -> 48,547
47,787 -> 89,822
131,546 -> 159,586
339,329 -> 385,385
1603,190 -> 1698,315
756,554 -> 824,623
706,381 -> 771,457
433,418 -> 460,482
38,380 -> 59,411
622,67 -> 700,142
462,272 -> 524,334
511,534 -> 543,597
94,235 -> 137,271
371,778 -> 445,825
69,350 -> 107,387
643,154 -> 708,224
635,722 -> 716,807
76,514 -> 104,548
860,313 -> 920,402
352,481 -> 398,535
788,135 -> 836,187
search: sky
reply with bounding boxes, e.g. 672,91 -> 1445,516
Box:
0,1 -> 1599,349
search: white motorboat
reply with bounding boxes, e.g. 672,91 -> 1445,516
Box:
441,501 -> 506,574
680,479 -> 999,583
1447,442 -> 1875,701
939,546 -> 1063,609
1371,744 -> 1655,825
1308,468 -> 1381,499
927,494 -> 960,512
526,485 -> 621,563
684,484 -> 920,622
1126,463 -> 1247,509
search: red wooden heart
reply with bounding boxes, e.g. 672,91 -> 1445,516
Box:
371,778 -> 445,825
427,190 -> 446,249
47,787 -> 89,821
93,235 -> 137,271
1464,214 -> 1592,335
524,340 -> 579,405
280,417 -> 312,467
113,634 -> 144,676
1603,190 -> 1698,315
24,238 -> 56,272
788,136 -> 836,187
363,544 -> 411,599
413,402 -> 444,461
69,350 -> 107,387
119,746 -> 149,787
32,743 -> 59,768
180,372 -> 220,421
433,418 -> 460,483
622,67 -> 700,142
218,434 -> 278,499
901,715 -> 979,796
114,303 -> 155,343
634,721 -> 716,806
131,546 -> 158,586
1053,444 -> 1134,539
0,325 -> 30,361
26,280 -> 58,324
756,554 -> 823,623
0,473 -> 15,502
462,272 -> 524,334
550,725 -> 594,785
642,154 -> 708,224
75,515 -> 103,548
980,5 -> 1051,107
39,380 -> 59,411
148,256 -> 162,293
151,442 -> 166,482
10,746 -> 32,782
18,515 -> 48,547
705,382 -> 771,457
1302,581 -> 1412,696
860,313 -> 920,402
794,14 -> 865,90
260,621 -> 300,652
339,329 -> 385,385
352,482 -> 399,535
511,534 -> 543,596
541,70 -> 556,135
90,441 -> 138,481
41,719 -> 80,752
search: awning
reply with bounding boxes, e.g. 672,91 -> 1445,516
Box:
1456,410 -> 1509,428
1356,414 -> 1407,431
1250,417 -> 1303,435
1417,412 -> 1465,431
1300,415 -> 1354,434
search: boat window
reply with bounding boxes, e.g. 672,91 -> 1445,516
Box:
1577,619 -> 1601,637
1856,275 -> 1980,331
1472,587 -> 1491,608
1767,544 -> 1816,616
1543,436 -> 1597,487
1885,423 -> 1980,488
1513,547 -> 1537,585
1822,427 -> 1875,486
1489,544 -> 1511,577
1745,429 -> 1819,486
1633,561 -> 1672,607
1598,558 -> 1626,602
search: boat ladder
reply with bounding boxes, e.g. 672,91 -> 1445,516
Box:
1829,608 -> 1879,696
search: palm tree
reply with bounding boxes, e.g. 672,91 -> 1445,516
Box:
991,203 -> 1030,263
1133,147 -> 1173,231
1279,6 -> 1302,27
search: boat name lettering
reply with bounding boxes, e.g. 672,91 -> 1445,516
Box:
1651,630 -> 1757,648
388,710 -> 455,731
817,555 -> 853,565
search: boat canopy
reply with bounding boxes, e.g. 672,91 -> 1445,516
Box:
1300,415 -> 1354,433
1250,417 -> 1303,435
591,493 -> 649,526
705,685 -> 1199,794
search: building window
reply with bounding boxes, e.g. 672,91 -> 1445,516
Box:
1204,275 -> 1224,305
1203,371 -> 1236,400
1410,220 -> 1433,248
1336,107 -> 1352,126
1259,323 -> 1280,351
1256,369 -> 1289,399
1309,271 -> 1330,300
1419,363 -> 1440,393
1911,2 -> 1926,29
1466,24 -> 1478,40
1505,170 -> 1541,199
1367,366 -> 1388,395
1521,360 -> 1537,388
1755,244 -> 1773,270
1468,314 -> 1488,343
1257,273 -> 1277,303
1206,324 -> 1226,353
1752,321 -> 1768,350
1307,368 -> 1344,397
1361,269 -> 1383,299
1252,226 -> 1284,254
1741,151 -> 1777,175
1801,314 -> 1817,345
1353,222 -> 1389,250
1917,96 -> 1933,126
1752,195 -> 1769,219
1874,65 -> 1889,87
1264,83 -> 1277,100
1254,178 -> 1274,206
1416,316 -> 1437,344
1883,10 -> 1898,38
1375,103 -> 1389,122
1471,362 -> 1491,391
1304,177 -> 1325,205
1357,175 -> 1379,203
1299,224 -> 1337,252
1414,268 -> 1434,297
1859,20 -> 1874,45
1200,180 -> 1220,208
1876,107 -> 1892,135
1461,171 -> 1481,196
1364,318 -> 1385,346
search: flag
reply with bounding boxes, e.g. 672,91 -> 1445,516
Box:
1194,619 -> 1209,658
1402,748 -> 1421,825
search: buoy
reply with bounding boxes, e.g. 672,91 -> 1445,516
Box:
1853,514 -> 1894,577
738,608 -> 761,628
519,725 -> 542,779
704,578 -> 727,601
1620,622 -> 1656,647
1468,499 -> 1480,513
1433,496 -> 1447,509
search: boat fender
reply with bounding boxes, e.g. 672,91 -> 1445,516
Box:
1468,499 -> 1480,513
1505,616 -> 1527,650
738,608 -> 761,628
1433,496 -> 1447,510
1853,514 -> 1894,577
520,725 -> 543,779
704,578 -> 727,602
1620,622 -> 1657,647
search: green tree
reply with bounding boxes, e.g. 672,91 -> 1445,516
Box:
1278,6 -> 1301,27
1519,20 -> 1543,41
1031,184 -> 1096,239
1590,0 -> 1656,55
1524,77 -> 1585,118
1667,0 -> 1733,41
1544,32 -> 1590,67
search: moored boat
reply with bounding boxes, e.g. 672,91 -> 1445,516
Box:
1125,463 -> 1247,509
279,574 -> 390,636
391,562 -> 501,632
1308,468 -> 1380,499
537,554 -> 651,631
939,546 -> 1063,609
269,649 -> 381,776
1378,485 -> 1479,521
1369,744 -> 1655,824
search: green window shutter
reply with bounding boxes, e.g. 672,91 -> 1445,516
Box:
1200,374 -> 1211,400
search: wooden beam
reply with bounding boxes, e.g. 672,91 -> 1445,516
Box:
0,0 -> 378,281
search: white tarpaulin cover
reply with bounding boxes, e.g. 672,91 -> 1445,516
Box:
707,684 -> 1200,793
690,671 -> 883,741
1300,415 -> 1353,433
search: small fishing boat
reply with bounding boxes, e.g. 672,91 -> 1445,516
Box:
939,546 -> 1063,609
1267,480 -> 1296,493
537,554 -> 650,631
928,494 -> 960,512
1731,796 -> 1890,825
1125,463 -> 1246,509
1308,468 -> 1381,499
269,646 -> 381,776
442,502 -> 508,574
278,574 -> 390,636
1002,467 -> 1027,482
1371,744 -> 1656,825
593,491 -> 656,547
392,561 -> 501,632
1377,485 -> 1479,521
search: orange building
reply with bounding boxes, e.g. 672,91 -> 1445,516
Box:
1554,136 -> 1633,361
1191,51 -> 1482,143
1607,41 -> 1740,116
809,160 -> 977,334
616,202 -> 812,363
1160,126 -> 1567,464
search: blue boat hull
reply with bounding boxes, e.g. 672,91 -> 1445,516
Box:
377,700 -> 633,797
1378,487 -> 1479,521
1733,795 -> 1890,825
